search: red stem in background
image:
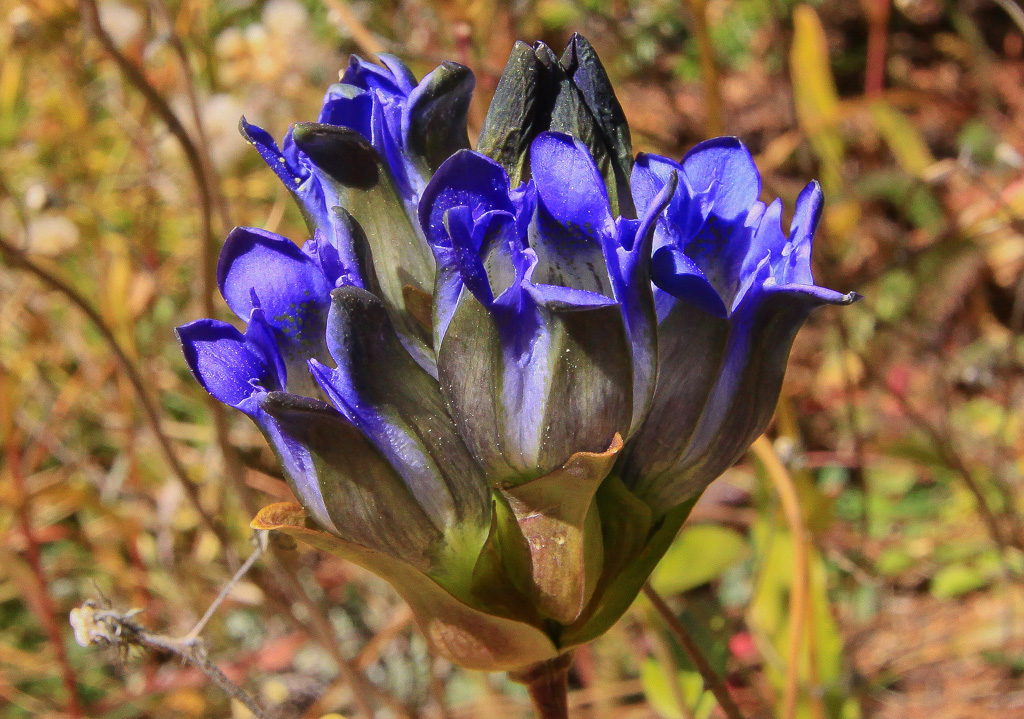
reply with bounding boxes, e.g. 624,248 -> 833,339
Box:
642,584 -> 746,719
864,0 -> 891,97
6,433 -> 84,717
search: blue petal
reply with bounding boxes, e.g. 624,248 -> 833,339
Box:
374,93 -> 417,200
608,172 -> 675,437
217,227 -> 335,396
780,180 -> 823,286
438,206 -> 523,315
681,136 -> 761,220
530,132 -> 616,239
419,150 -> 515,249
652,246 -> 727,318
632,153 -> 702,255
630,154 -> 671,216
768,283 -> 860,306
239,117 -> 308,186
525,283 -> 618,309
670,138 -> 763,306
739,198 -> 784,298
442,205 -> 492,305
478,210 -> 524,304
179,317 -> 340,533
528,133 -> 615,296
340,55 -> 409,97
245,307 -> 288,387
378,53 -> 417,93
302,210 -> 366,289
239,119 -> 330,233
318,88 -> 375,141
317,85 -> 414,201
303,230 -> 345,287
252,395 -> 338,534
217,226 -> 333,336
176,315 -> 283,413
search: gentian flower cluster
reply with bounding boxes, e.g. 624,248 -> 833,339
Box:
177,35 -> 856,672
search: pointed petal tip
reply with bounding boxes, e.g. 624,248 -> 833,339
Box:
237,115 -> 259,136
564,432 -> 623,465
770,284 -> 861,307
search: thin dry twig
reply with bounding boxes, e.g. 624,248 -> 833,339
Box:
0,232 -> 228,546
186,531 -> 269,643
354,603 -> 414,670
641,584 -> 745,719
73,532 -> 271,716
263,555 -> 392,719
70,600 -> 271,719
77,0 -> 216,316
861,0 -> 891,97
66,15 -> 396,712
0,220 -> 397,717
322,0 -> 386,57
885,372 -> 1016,553
146,0 -> 232,233
77,0 -> 255,518
994,0 -> 1024,38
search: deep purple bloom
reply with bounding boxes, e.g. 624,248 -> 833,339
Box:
176,42 -> 856,672
417,132 -> 672,489
240,53 -> 473,239
620,138 -> 858,510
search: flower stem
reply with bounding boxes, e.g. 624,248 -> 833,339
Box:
509,653 -> 574,719
642,584 -> 745,719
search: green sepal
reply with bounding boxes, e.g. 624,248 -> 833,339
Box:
437,287 -> 635,488
406,61 -> 475,176
469,494 -> 542,626
477,36 -> 635,215
290,122 -> 435,354
259,391 -> 441,570
253,503 -> 559,671
559,34 -> 635,217
320,286 -> 492,545
476,41 -> 541,186
498,435 -> 622,625
593,473 -> 653,585
538,42 -> 626,217
562,495 -> 699,647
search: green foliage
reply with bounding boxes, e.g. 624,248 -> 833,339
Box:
650,524 -> 751,595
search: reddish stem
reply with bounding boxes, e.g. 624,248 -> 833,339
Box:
864,0 -> 891,97
6,433 -> 83,717
510,654 -> 574,719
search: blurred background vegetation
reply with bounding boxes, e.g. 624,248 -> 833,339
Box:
3,0 -> 1024,717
